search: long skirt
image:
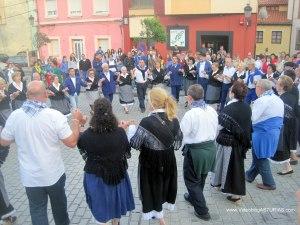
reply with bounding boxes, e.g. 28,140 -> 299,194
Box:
183,79 -> 197,96
50,98 -> 71,115
212,144 -> 246,196
119,85 -> 134,105
86,90 -> 100,106
206,85 -> 221,104
84,172 -> 135,224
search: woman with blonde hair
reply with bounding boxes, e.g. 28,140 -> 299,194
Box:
8,71 -> 27,110
127,87 -> 182,225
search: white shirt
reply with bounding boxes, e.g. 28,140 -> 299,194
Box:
104,72 -> 110,82
180,106 -> 218,148
198,62 -> 206,78
134,67 -> 149,83
252,94 -> 284,124
7,68 -> 14,84
71,77 -> 76,87
1,108 -> 72,187
223,66 -> 236,84
244,70 -> 261,89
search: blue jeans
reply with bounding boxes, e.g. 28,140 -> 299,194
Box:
245,150 -> 276,188
25,174 -> 69,225
220,83 -> 231,111
171,85 -> 181,101
69,94 -> 79,109
245,88 -> 257,104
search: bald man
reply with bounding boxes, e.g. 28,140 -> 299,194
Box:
0,81 -> 86,225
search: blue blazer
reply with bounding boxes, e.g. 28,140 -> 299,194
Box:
64,76 -> 86,96
92,60 -> 103,78
166,63 -> 183,86
196,61 -> 212,79
99,71 -> 117,96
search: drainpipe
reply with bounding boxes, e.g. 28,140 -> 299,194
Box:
289,0 -> 295,55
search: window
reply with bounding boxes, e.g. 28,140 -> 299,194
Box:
131,0 -> 153,8
93,0 -> 109,15
295,30 -> 300,50
45,0 -> 57,18
72,39 -> 84,59
271,31 -> 282,44
256,31 -> 263,43
48,39 -> 60,57
68,0 -> 82,16
96,38 -> 109,52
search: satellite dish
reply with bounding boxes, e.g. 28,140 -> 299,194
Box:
258,7 -> 268,20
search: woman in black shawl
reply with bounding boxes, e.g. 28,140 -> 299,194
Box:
211,81 -> 252,202
271,75 -> 298,175
128,87 -> 182,225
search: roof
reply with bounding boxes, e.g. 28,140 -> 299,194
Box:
258,10 -> 292,25
258,0 -> 288,6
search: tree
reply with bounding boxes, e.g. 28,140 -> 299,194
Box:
137,17 -> 166,48
33,32 -> 50,49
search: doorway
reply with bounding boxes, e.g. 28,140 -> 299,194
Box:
196,31 -> 233,55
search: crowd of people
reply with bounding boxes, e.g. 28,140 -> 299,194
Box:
0,45 -> 300,225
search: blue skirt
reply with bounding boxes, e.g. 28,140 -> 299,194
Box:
83,172 -> 135,223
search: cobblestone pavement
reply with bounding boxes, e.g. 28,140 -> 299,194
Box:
1,88 -> 299,225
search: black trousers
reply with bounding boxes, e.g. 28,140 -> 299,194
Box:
136,83 -> 147,109
183,152 -> 209,215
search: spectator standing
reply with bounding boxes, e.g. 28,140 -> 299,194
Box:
79,54 -> 92,81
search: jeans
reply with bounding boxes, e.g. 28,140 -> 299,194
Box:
220,83 -> 231,111
183,151 -> 209,215
69,94 -> 79,109
136,83 -> 147,109
25,174 -> 69,225
197,78 -> 208,99
0,169 -> 14,218
245,150 -> 276,188
245,88 -> 257,104
171,85 -> 181,101
104,94 -> 114,103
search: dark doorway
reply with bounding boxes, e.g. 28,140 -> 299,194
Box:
196,32 -> 233,54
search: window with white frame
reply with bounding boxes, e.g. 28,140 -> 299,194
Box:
72,39 -> 84,59
93,0 -> 109,15
48,39 -> 60,57
68,0 -> 82,16
45,0 -> 57,18
96,38 -> 109,52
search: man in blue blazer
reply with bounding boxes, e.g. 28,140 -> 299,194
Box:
195,52 -> 212,98
64,68 -> 87,109
99,63 -> 117,102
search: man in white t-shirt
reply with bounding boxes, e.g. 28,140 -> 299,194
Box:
0,81 -> 86,225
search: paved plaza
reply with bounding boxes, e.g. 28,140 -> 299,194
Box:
1,89 -> 299,225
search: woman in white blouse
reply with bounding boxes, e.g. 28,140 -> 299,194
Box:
8,71 -> 27,110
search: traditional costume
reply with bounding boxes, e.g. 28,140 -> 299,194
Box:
212,99 -> 252,196
118,74 -> 134,106
78,127 -> 135,224
85,75 -> 100,106
271,91 -> 298,163
246,90 -> 284,189
128,110 -> 182,220
180,100 -> 218,216
48,83 -> 71,115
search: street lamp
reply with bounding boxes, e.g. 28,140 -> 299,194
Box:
244,3 -> 252,26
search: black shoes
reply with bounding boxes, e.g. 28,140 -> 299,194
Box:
277,170 -> 294,175
184,193 -> 211,221
140,108 -> 145,113
227,196 -> 241,202
194,211 -> 211,221
184,193 -> 192,205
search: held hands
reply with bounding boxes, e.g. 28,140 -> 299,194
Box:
118,120 -> 136,129
72,109 -> 87,126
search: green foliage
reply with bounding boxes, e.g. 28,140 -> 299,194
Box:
139,17 -> 166,47
33,32 -> 50,49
